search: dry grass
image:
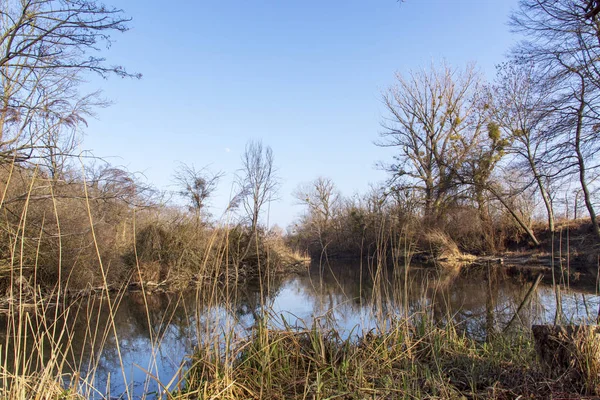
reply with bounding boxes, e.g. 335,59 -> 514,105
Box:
0,161 -> 598,400
421,230 -> 477,269
0,160 -> 311,399
533,325 -> 600,396
575,327 -> 600,395
175,315 -> 546,400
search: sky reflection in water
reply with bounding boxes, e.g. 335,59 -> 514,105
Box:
5,263 -> 599,399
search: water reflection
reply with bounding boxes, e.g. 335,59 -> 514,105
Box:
1,262 -> 598,398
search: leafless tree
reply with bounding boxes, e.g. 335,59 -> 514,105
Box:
174,163 -> 224,217
85,162 -> 155,207
293,177 -> 341,251
378,62 -> 543,246
455,113 -> 542,248
378,62 -> 486,222
492,62 -> 557,233
0,0 -> 139,164
236,140 -> 279,234
585,0 -> 600,18
512,0 -> 600,243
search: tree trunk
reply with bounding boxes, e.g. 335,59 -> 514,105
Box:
476,190 -> 495,252
530,159 -> 555,233
488,186 -> 540,246
532,324 -> 600,381
424,183 -> 433,225
574,83 -> 600,244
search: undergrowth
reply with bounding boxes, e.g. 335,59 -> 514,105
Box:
176,317 -> 546,400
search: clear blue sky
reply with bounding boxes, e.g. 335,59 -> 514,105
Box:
83,0 -> 519,229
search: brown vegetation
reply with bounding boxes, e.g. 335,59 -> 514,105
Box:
1,0 -> 600,398
177,316 -> 600,399
0,161 -> 303,298
533,324 -> 600,395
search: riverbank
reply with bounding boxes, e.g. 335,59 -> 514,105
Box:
0,262 -> 598,399
174,318 -> 598,399
386,219 -> 600,278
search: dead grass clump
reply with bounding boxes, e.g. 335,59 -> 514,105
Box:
421,230 -> 476,268
129,217 -> 301,289
574,327 -> 600,395
128,213 -> 230,289
0,370 -> 86,400
177,317 -> 545,399
532,324 -> 600,395
131,223 -> 177,284
0,163 -> 138,291
262,230 -> 310,272
422,230 -> 461,260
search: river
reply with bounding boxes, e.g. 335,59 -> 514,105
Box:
0,262 -> 597,398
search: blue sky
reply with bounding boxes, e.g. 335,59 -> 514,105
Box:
83,0 -> 520,228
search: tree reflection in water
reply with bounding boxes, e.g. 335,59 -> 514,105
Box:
1,262 -> 598,398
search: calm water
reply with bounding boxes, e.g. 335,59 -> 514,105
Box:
1,262 -> 599,398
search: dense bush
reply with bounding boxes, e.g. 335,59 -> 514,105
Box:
0,163 -> 301,294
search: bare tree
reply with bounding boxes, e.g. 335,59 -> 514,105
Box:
236,140 -> 279,234
378,62 -> 543,246
84,162 -> 155,207
0,0 -> 139,164
585,0 -> 600,18
459,120 -> 515,249
174,163 -> 224,217
293,177 -> 341,251
493,62 -> 557,233
512,0 -> 600,243
378,62 -> 486,222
